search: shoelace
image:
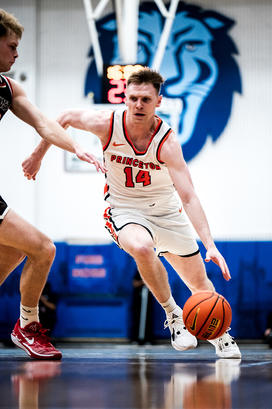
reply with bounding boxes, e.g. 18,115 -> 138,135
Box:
164,316 -> 185,330
216,328 -> 235,346
37,328 -> 52,345
27,325 -> 51,345
218,328 -> 232,340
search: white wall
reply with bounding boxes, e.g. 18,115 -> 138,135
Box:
1,0 -> 272,241
189,0 -> 272,240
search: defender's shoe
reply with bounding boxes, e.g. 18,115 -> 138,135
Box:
208,330 -> 241,359
11,320 -> 62,360
164,307 -> 198,351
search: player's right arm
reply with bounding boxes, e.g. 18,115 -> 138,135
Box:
57,109 -> 112,145
22,109 -> 112,179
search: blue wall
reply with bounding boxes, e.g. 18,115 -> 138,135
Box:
0,241 -> 271,340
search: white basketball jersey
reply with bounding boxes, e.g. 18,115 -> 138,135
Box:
103,109 -> 180,211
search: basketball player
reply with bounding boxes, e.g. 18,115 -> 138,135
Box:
0,9 -> 105,360
23,67 -> 241,358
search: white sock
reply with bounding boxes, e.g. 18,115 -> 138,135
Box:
161,296 -> 179,314
20,304 -> 39,328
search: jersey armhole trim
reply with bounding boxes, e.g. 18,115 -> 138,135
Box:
1,75 -> 13,95
103,111 -> 114,151
157,129 -> 172,164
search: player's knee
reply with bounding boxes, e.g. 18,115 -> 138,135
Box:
38,238 -> 56,263
128,243 -> 154,261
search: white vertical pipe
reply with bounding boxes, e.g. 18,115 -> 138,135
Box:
93,0 -> 111,19
152,0 -> 179,71
115,0 -> 124,61
154,0 -> 169,17
122,0 -> 140,63
83,0 -> 104,76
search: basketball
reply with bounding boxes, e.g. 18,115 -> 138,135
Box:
183,291 -> 232,340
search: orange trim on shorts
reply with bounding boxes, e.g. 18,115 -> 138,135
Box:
104,183 -> 109,195
103,207 -> 118,243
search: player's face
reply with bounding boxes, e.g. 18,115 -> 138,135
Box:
0,32 -> 19,72
125,83 -> 162,122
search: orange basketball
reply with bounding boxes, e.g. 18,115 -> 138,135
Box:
183,291 -> 232,340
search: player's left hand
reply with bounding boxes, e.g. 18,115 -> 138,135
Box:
75,146 -> 107,173
22,156 -> 41,180
205,247 -> 231,281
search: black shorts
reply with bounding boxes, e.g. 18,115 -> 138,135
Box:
0,195 -> 8,224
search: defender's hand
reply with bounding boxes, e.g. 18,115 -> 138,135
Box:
22,156 -> 42,180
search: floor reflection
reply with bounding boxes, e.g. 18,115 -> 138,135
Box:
11,361 -> 61,409
1,344 -> 271,409
165,359 -> 241,409
8,355 -> 241,409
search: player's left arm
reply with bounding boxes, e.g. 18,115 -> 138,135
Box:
160,131 -> 231,281
9,79 -> 106,174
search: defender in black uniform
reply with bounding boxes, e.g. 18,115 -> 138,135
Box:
0,74 -> 13,222
0,9 -> 105,360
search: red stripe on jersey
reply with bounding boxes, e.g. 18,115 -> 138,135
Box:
157,129 -> 173,164
2,75 -> 13,94
104,183 -> 109,195
103,111 -> 114,151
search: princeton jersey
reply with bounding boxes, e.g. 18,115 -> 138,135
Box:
0,75 -> 12,121
103,109 -> 181,213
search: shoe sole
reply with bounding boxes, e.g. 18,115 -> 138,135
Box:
11,334 -> 62,360
216,353 -> 242,359
172,343 -> 198,351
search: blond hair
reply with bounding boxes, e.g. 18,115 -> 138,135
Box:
0,9 -> 24,39
127,67 -> 164,94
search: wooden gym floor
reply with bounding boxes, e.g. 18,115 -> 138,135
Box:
0,342 -> 271,409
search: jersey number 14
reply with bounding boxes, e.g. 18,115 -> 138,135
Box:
124,167 -> 151,187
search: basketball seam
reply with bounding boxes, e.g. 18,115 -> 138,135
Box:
183,292 -> 215,327
213,298 -> 225,339
195,295 -> 219,337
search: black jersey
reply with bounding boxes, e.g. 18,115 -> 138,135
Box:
0,74 -> 12,121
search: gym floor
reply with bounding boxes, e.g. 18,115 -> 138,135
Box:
0,342 -> 271,409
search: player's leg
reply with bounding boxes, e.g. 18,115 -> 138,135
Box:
163,251 -> 214,294
0,243 -> 26,285
164,252 -> 241,358
118,224 -> 197,350
0,209 -> 61,359
118,223 -> 171,303
0,210 -> 55,307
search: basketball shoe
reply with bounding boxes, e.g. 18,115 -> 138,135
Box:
164,306 -> 198,351
11,320 -> 62,360
208,330 -> 241,359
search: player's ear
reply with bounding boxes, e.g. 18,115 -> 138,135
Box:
156,95 -> 162,108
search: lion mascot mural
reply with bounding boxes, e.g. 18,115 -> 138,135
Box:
84,1 -> 242,161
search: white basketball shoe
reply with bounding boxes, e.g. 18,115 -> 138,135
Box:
208,329 -> 241,358
164,306 -> 198,351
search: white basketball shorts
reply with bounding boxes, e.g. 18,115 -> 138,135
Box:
104,206 -> 199,257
